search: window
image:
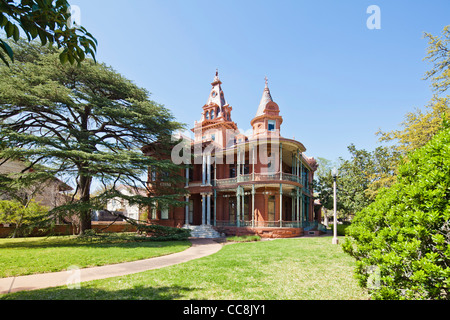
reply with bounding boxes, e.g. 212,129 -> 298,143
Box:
150,166 -> 157,181
205,111 -> 209,120
151,205 -> 157,220
229,165 -> 236,178
229,198 -> 236,223
268,120 -> 276,131
211,134 -> 215,141
268,196 -> 276,222
189,200 -> 194,224
243,195 -> 249,221
161,207 -> 169,220
210,109 -> 215,119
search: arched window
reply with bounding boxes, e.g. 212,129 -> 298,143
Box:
205,111 -> 209,120
210,109 -> 215,119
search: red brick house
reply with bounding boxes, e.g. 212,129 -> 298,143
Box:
143,72 -> 321,238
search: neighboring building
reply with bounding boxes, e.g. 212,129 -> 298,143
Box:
143,72 -> 321,238
0,159 -> 73,209
105,184 -> 147,221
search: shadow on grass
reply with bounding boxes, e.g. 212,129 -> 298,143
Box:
1,284 -> 196,300
0,238 -> 190,250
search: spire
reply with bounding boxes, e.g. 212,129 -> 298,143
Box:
206,69 -> 227,109
256,76 -> 273,117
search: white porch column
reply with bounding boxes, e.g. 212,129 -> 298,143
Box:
236,186 -> 241,227
279,143 -> 283,180
207,193 -> 211,225
214,190 -> 217,226
251,184 -> 255,227
207,154 -> 211,185
201,193 -> 206,225
185,196 -> 190,225
252,144 -> 255,181
202,155 -> 206,185
237,148 -> 241,180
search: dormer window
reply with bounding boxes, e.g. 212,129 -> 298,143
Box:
268,120 -> 276,131
205,111 -> 209,120
210,109 -> 215,119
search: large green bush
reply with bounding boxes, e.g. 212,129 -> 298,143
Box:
342,126 -> 450,300
0,200 -> 50,237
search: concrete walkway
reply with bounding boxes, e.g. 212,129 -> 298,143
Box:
0,239 -> 222,295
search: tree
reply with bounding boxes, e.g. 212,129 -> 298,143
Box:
0,42 -> 185,235
342,124 -> 450,300
424,25 -> 450,95
1,0 -> 96,66
0,199 -> 49,238
377,25 -> 450,157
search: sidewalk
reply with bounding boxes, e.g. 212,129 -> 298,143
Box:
0,238 -> 222,295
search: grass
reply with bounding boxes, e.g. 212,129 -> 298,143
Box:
1,236 -> 370,300
0,233 -> 191,278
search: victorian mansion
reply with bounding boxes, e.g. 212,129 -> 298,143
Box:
143,72 -> 322,238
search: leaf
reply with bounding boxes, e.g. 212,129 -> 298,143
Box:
59,51 -> 68,64
13,25 -> 20,41
5,21 -> 14,38
0,39 -> 14,64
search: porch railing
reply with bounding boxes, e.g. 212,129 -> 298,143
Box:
216,220 -> 303,228
214,172 -> 302,186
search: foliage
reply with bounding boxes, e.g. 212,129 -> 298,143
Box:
0,199 -> 50,237
342,126 -> 450,300
0,0 -> 96,66
377,96 -> 449,156
0,41 -> 185,235
424,25 -> 450,95
315,145 -> 399,220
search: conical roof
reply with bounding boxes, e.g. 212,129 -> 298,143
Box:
256,77 -> 273,117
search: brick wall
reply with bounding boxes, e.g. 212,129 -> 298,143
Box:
215,226 -> 303,238
0,222 -> 137,238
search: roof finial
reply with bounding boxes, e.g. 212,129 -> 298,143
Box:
216,69 -> 219,77
264,76 -> 268,88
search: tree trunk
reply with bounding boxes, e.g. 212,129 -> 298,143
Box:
78,173 -> 92,235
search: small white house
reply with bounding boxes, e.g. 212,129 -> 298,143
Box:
106,185 -> 147,221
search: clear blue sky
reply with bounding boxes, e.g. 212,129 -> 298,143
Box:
72,0 -> 450,163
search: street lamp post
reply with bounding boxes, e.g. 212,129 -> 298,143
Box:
332,167 -> 339,245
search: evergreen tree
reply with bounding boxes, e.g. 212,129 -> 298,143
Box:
0,41 -> 185,235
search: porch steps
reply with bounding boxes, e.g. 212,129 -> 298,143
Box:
183,225 -> 222,239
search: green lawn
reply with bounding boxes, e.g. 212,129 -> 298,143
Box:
1,236 -> 370,300
0,234 -> 191,278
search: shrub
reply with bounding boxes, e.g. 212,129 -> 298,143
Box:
0,200 -> 50,237
342,126 -> 450,300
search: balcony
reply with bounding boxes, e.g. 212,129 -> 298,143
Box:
214,172 -> 302,187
